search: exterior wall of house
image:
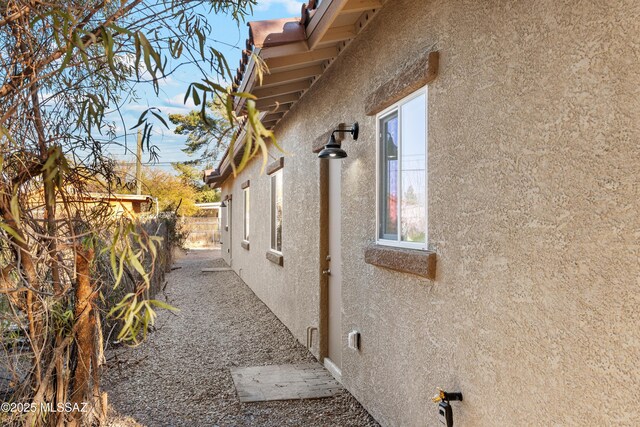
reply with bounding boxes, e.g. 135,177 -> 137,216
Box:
219,145 -> 323,346
219,1 -> 640,425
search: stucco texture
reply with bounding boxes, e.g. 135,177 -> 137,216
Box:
220,1 -> 640,425
220,138 -> 323,352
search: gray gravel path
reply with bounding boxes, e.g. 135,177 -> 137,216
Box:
104,249 -> 378,427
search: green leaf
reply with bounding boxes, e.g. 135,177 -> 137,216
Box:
151,110 -> 169,128
149,299 -> 179,312
129,253 -> 149,285
134,33 -> 142,79
107,23 -> 133,36
10,191 -> 20,227
0,221 -> 25,243
131,109 -> 150,130
231,91 -> 257,101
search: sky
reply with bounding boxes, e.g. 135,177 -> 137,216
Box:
109,0 -> 303,172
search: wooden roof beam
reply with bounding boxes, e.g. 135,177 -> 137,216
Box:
342,0 -> 382,14
260,65 -> 323,88
254,92 -> 300,110
319,25 -> 356,44
262,103 -> 290,115
260,41 -> 310,60
252,80 -> 311,99
263,112 -> 285,123
307,0 -> 349,50
265,46 -> 338,72
262,118 -> 281,129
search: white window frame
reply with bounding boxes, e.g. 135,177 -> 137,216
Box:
225,197 -> 230,231
242,187 -> 250,243
375,87 -> 428,250
269,169 -> 283,253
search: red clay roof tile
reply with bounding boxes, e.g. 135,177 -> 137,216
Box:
248,18 -> 305,49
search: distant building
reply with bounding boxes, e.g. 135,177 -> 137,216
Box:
85,193 -> 154,218
29,190 -> 154,219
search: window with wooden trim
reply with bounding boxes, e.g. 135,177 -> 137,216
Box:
242,187 -> 250,242
270,169 -> 283,253
377,87 -> 428,249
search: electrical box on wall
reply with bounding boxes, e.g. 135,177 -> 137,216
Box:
438,401 -> 453,426
347,330 -> 360,350
432,388 -> 463,427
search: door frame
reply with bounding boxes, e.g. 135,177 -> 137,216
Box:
227,196 -> 233,266
319,160 -> 330,363
319,159 -> 343,382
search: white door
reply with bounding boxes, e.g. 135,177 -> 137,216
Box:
227,199 -> 232,266
325,159 -> 343,380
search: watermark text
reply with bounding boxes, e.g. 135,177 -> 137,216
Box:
1,402 -> 89,413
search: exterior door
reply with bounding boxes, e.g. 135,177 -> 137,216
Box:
227,198 -> 232,266
325,159 -> 343,379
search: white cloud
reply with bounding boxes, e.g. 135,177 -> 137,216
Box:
255,0 -> 303,15
125,93 -> 196,116
158,75 -> 180,88
165,93 -> 196,109
126,104 -> 194,116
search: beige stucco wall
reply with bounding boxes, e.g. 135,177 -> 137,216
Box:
220,130 -> 323,348
220,1 -> 640,425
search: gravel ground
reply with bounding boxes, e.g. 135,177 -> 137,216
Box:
104,249 -> 378,427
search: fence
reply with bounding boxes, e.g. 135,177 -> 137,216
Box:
181,216 -> 221,249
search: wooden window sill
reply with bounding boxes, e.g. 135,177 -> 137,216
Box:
364,244 -> 436,279
241,241 -> 250,250
266,250 -> 284,266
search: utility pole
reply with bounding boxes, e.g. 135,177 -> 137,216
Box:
136,129 -> 142,195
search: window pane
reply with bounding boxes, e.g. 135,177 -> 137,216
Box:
243,188 -> 250,241
225,200 -> 230,229
275,171 -> 283,251
400,93 -> 426,242
379,112 -> 399,240
271,171 -> 283,252
271,175 -> 276,249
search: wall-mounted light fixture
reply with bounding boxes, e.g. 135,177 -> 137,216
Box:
318,122 -> 359,159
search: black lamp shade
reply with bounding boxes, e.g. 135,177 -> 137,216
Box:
318,135 -> 348,159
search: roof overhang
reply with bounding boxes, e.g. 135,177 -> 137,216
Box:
120,194 -> 152,202
195,202 -> 221,209
234,0 -> 383,120
88,193 -> 153,203
206,0 -> 384,187
204,114 -> 267,188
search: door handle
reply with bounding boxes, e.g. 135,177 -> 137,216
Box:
322,269 -> 331,275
